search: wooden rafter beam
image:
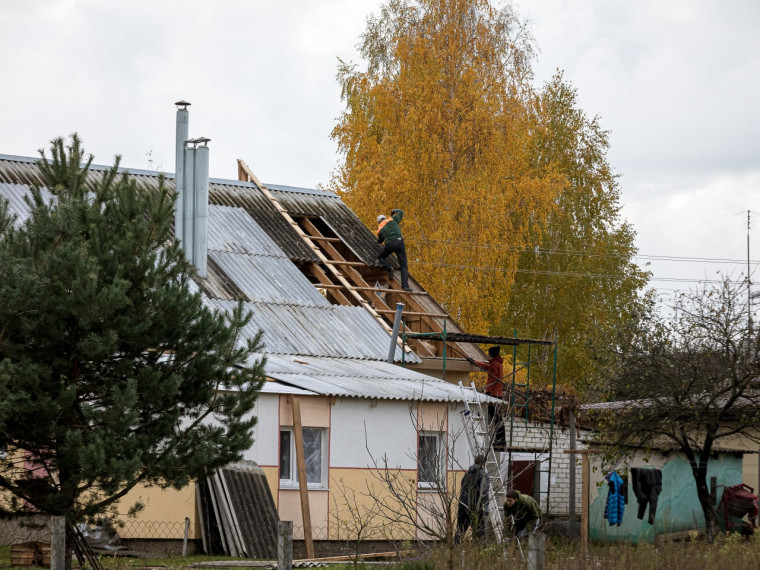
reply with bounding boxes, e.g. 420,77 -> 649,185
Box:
237,159 -> 394,336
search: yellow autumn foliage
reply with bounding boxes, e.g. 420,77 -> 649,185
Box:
331,0 -> 562,333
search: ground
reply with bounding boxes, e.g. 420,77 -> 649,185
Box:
2,535 -> 760,569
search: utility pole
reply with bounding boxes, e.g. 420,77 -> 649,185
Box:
748,210 -> 752,363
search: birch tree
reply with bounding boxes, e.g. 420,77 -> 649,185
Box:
332,0 -> 560,333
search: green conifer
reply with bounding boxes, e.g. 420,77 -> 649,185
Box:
0,135 -> 265,521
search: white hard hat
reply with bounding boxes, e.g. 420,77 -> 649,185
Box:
377,214 -> 386,223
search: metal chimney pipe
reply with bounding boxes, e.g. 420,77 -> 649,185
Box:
174,101 -> 190,244
182,141 -> 196,263
387,303 -> 404,363
193,139 -> 210,278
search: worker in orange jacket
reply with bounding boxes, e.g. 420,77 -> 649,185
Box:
467,346 -> 506,451
377,209 -> 410,291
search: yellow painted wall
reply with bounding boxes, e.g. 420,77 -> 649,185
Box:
280,395 -> 330,427
328,467 -> 417,541
279,489 -> 329,540
261,465 -> 279,509
115,484 -> 199,539
417,402 -> 448,432
743,452 -> 759,491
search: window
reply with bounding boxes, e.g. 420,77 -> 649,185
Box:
418,431 -> 445,489
279,427 -> 327,488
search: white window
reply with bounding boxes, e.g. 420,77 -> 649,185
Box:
279,427 -> 327,488
418,431 -> 445,489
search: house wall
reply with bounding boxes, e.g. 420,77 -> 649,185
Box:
259,396 -> 480,542
588,451 -> 743,543
112,396 -> 586,544
501,420 -> 587,517
743,452 -> 759,493
115,484 -> 200,540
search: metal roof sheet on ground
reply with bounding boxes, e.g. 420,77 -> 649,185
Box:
205,299 -> 417,363
260,354 -> 493,403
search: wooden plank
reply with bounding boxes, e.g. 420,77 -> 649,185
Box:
297,550 -> 411,562
581,453 -> 589,558
306,263 -> 351,305
316,283 -> 428,295
375,309 -> 448,318
291,397 -> 314,559
563,448 -> 602,560
238,159 -> 393,336
323,260 -> 370,267
306,236 -> 341,242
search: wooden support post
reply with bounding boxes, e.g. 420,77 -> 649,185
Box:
50,516 -> 65,570
581,453 -> 589,558
278,520 -> 293,570
527,531 -> 546,570
564,449 -> 603,561
291,397 -> 314,559
182,516 -> 190,556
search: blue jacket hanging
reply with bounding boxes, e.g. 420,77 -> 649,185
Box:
605,471 -> 625,526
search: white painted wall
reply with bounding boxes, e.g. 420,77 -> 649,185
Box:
330,398 -> 418,469
246,393 -> 280,467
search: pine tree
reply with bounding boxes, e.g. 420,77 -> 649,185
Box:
0,135 -> 265,521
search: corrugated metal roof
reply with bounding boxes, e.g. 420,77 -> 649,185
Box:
260,354 -> 493,403
0,183 -> 50,223
206,299 -> 415,362
260,381 -> 318,396
0,155 -> 426,368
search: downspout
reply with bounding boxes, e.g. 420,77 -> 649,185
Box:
174,101 -> 190,244
387,303 -> 404,363
193,138 -> 210,278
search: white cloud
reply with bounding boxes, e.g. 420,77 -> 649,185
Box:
1,0 -> 758,303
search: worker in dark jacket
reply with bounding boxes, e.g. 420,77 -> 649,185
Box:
455,455 -> 490,543
377,209 -> 410,291
467,346 -> 506,450
504,489 -> 541,537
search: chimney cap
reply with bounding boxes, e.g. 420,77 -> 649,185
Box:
175,100 -> 192,109
195,137 -> 211,145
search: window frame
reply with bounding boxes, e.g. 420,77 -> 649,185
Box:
417,430 -> 446,490
279,426 -> 328,490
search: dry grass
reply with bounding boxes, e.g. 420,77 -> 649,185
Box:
391,533 -> 760,570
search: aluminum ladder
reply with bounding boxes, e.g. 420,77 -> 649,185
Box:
458,381 -> 505,542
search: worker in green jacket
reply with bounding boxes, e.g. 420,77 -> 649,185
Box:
376,208 -> 410,291
504,489 -> 541,537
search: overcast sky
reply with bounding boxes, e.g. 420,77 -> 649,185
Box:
1,0 -> 758,307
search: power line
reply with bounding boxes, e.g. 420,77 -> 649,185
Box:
413,260 -> 747,285
413,238 -> 760,265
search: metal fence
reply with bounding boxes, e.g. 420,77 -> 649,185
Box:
117,518 -> 194,540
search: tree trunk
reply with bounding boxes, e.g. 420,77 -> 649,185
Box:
695,479 -> 720,542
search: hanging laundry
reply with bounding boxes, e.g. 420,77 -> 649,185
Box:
604,471 -> 626,526
631,467 -> 662,524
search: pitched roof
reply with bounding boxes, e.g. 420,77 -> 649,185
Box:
0,153 -> 504,403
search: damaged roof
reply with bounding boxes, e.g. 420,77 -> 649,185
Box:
0,154 -> 415,365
